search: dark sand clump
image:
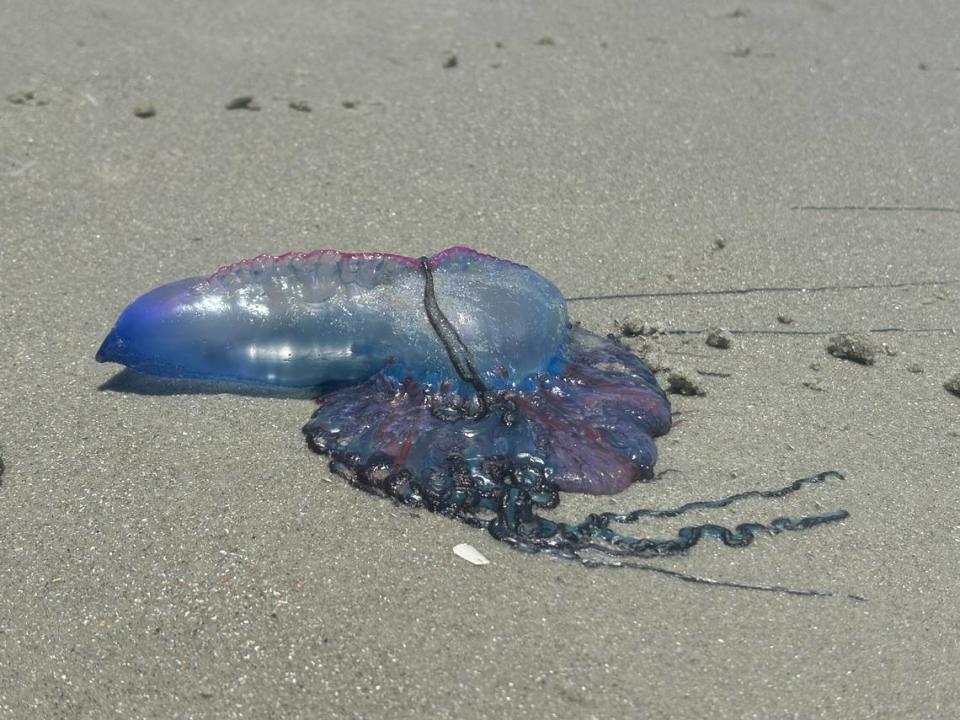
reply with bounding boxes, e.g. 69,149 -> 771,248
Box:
827,332 -> 879,365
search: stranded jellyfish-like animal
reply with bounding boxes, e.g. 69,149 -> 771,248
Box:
96,247 -> 848,571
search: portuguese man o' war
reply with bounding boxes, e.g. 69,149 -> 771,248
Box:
97,246 -> 851,593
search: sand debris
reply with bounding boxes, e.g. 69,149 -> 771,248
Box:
666,370 -> 706,396
616,317 -> 666,338
945,373 -> 960,398
705,327 -> 732,349
453,543 -> 490,566
827,333 -> 879,366
225,95 -> 260,111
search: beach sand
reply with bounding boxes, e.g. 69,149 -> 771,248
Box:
1,1 -> 958,717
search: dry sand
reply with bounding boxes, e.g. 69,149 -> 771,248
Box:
2,1 -> 959,718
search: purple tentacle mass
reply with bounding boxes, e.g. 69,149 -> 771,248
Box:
303,325 -> 670,495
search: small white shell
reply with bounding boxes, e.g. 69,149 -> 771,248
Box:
452,543 -> 490,566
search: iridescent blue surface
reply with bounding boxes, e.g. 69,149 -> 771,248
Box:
97,248 -> 568,392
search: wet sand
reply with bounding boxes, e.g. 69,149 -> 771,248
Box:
2,1 -> 959,717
